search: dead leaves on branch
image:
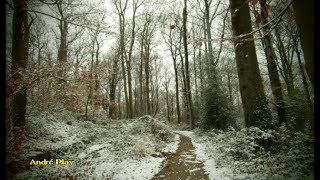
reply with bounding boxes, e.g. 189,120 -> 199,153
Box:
251,0 -> 258,6
251,0 -> 270,25
254,10 -> 262,24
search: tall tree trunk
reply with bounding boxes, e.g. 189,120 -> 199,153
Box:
179,46 -> 188,122
183,0 -> 195,129
56,0 -> 68,96
295,44 -> 313,111
168,29 -> 182,124
227,73 -> 232,101
229,0 -> 272,129
204,0 -> 214,65
109,56 -> 118,119
10,0 -> 29,128
292,0 -> 314,88
119,15 -> 129,118
198,45 -> 204,89
117,84 -> 122,119
114,0 -> 129,118
145,52 -> 151,115
259,3 -> 286,126
274,26 -> 295,98
192,25 -> 199,119
202,18 -> 208,82
57,20 -> 67,64
165,81 -> 170,122
173,57 -> 182,124
274,27 -> 294,98
94,37 -> 100,91
139,42 -> 144,115
127,1 -> 139,118
294,40 -> 314,133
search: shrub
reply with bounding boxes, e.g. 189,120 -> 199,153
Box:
199,81 -> 236,130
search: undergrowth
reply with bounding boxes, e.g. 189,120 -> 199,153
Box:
195,125 -> 314,179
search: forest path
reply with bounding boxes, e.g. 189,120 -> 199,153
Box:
152,134 -> 209,180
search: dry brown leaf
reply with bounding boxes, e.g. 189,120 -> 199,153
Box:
252,0 -> 258,6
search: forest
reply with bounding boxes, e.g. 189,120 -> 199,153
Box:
6,0 -> 314,179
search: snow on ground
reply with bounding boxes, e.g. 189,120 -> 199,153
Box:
161,134 -> 180,153
13,108 -> 180,179
177,127 -> 314,180
176,131 -> 233,180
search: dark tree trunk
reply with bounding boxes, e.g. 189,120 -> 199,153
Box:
204,0 -> 214,65
109,56 -> 118,119
119,15 -> 129,118
165,81 -> 170,122
57,19 -> 67,64
227,73 -> 232,101
127,2 -> 138,119
292,0 -> 314,89
94,37 -> 100,91
139,42 -> 144,115
145,54 -> 151,115
274,26 -> 295,98
229,0 -> 272,129
260,3 -> 286,126
168,29 -> 182,124
11,0 -> 29,128
183,0 -> 195,129
294,40 -> 314,133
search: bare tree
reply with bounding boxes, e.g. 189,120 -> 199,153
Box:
292,0 -> 314,88
229,0 -> 272,129
258,1 -> 286,126
183,0 -> 195,129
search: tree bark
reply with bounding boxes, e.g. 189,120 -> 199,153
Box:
259,3 -> 286,126
292,0 -> 314,88
10,0 -> 29,128
274,26 -> 295,98
294,40 -> 314,132
127,0 -> 139,118
229,0 -> 272,129
183,0 -> 195,129
204,0 -> 215,65
168,29 -> 182,123
109,54 -> 119,119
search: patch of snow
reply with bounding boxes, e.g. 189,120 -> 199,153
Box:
16,109 -> 177,179
88,144 -> 105,153
189,167 -> 201,173
113,157 -> 165,180
161,134 -> 180,153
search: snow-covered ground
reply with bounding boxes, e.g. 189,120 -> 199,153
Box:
176,131 -> 233,180
177,127 -> 314,180
9,108 -> 313,180
13,109 -> 180,179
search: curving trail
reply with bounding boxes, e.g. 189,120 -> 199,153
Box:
152,134 -> 209,180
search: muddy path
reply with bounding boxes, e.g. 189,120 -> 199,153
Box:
152,134 -> 209,180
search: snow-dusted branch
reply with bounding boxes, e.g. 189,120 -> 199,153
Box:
193,0 -> 294,43
24,9 -> 115,35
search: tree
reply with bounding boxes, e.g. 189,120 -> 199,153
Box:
291,0 -> 314,89
126,0 -> 144,118
114,0 -> 129,118
10,0 -> 31,128
258,1 -> 286,126
273,25 -> 295,98
108,48 -> 121,119
229,0 -> 272,129
182,0 -> 195,129
160,12 -> 182,123
138,13 -> 157,116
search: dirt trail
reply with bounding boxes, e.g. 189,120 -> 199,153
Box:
152,134 -> 209,180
